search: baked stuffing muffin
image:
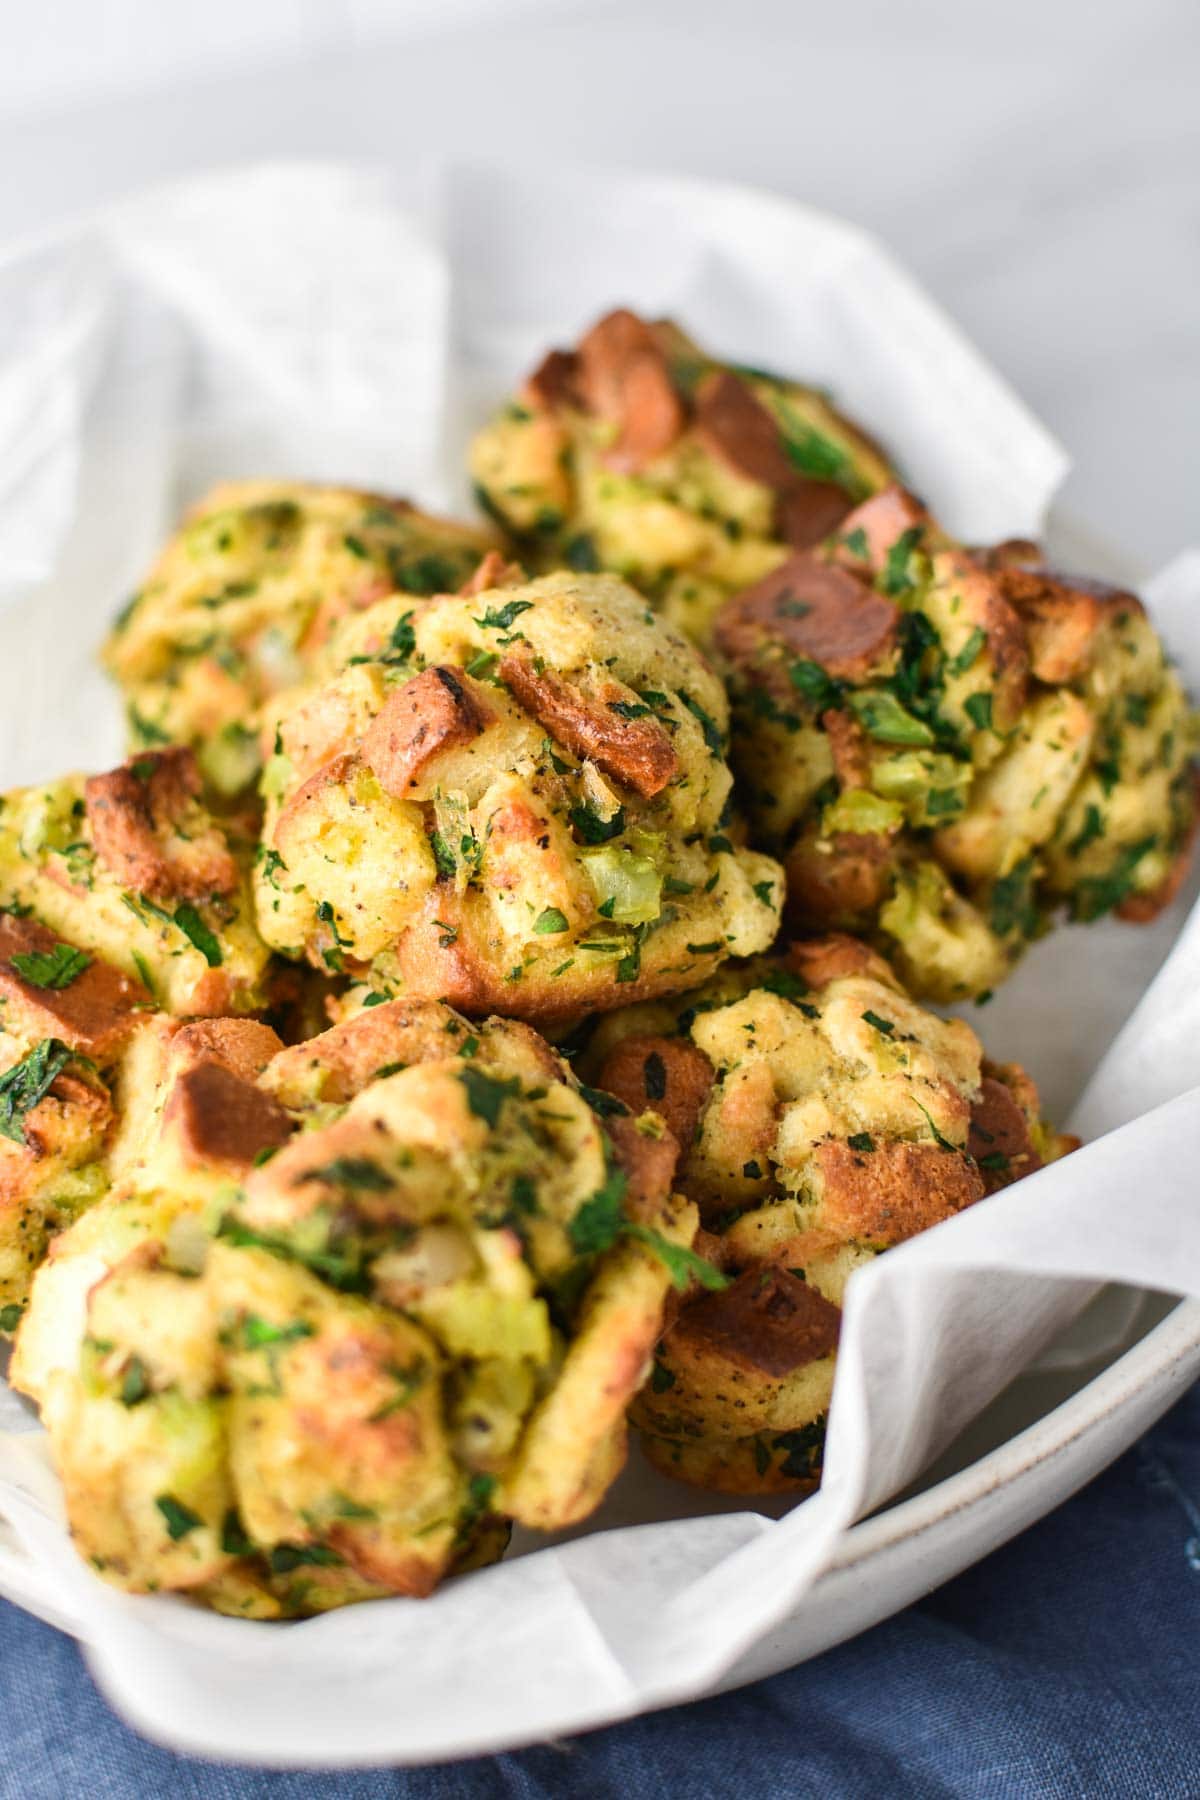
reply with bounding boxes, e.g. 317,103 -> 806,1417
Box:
0,748 -> 273,1018
716,486 -> 1198,1000
469,310 -> 892,643
103,483 -> 494,794
252,569 -> 783,1022
0,914 -> 158,1326
585,934 -> 1074,1493
12,1000 -> 700,1613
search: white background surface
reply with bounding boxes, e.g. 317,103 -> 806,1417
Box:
1,0 -> 1196,572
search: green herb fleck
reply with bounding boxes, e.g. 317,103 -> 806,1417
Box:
10,942 -> 91,990
460,1066 -> 521,1128
155,1495 -> 203,1541
626,1224 -> 728,1291
0,1039 -> 73,1144
172,904 -> 223,968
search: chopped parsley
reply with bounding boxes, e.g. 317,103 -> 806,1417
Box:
789,659 -> 842,710
643,1050 -> 667,1101
475,599 -> 533,632
678,691 -> 725,755
915,1101 -> 957,1152
382,612 -> 417,663
847,1132 -> 875,1153
565,532 -> 601,571
1070,837 -> 1157,922
172,904 -> 223,968
155,1495 -> 203,1541
10,942 -> 91,990
459,1066 -> 521,1128
120,1356 -> 152,1407
268,1543 -> 344,1574
861,1010 -> 895,1037
881,526 -> 923,598
964,691 -> 994,733
625,1225 -> 728,1292
650,1358 -> 676,1393
0,1039 -> 73,1144
534,907 -> 569,935
301,1155 -> 394,1192
568,1167 -> 628,1256
948,627 -> 987,676
221,1510 -> 255,1558
570,803 -> 626,845
989,858 -> 1039,939
240,1316 -> 315,1350
1068,804 -> 1105,857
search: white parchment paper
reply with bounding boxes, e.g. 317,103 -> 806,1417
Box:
0,161 -> 1196,1767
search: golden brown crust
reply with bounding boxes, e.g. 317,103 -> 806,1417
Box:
522,347 -> 583,412
715,554 -> 900,686
689,372 -> 853,549
822,707 -> 873,790
693,369 -> 795,489
393,889 -> 731,1025
84,748 -> 238,901
992,565 -> 1108,685
784,932 -> 899,991
938,550 -> 1029,731
775,480 -> 856,550
0,916 -> 149,1058
498,656 -> 680,798
603,1111 -> 681,1224
595,1035 -> 715,1156
163,1062 -> 293,1171
668,1266 -> 841,1378
575,308 -> 686,471
10,1070 -> 112,1168
968,1075 -> 1042,1195
827,486 -> 929,571
360,666 -> 494,799
265,999 -> 474,1104
458,550 -> 524,597
784,828 -> 899,929
814,1138 -> 984,1245
167,1018 -> 284,1084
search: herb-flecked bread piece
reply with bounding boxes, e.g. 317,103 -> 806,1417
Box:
0,748 -> 273,1019
103,483 -> 495,794
12,1000 -> 703,1614
469,310 -> 893,644
253,569 -> 784,1022
583,934 -> 1075,1494
716,486 -> 1198,1001
0,914 -> 158,1326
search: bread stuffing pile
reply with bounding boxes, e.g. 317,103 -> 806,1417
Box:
3,309 -> 1191,1615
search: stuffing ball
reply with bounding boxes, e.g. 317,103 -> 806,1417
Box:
469,309 -> 892,644
0,747 -> 272,1018
583,934 -> 1075,1494
103,483 -> 495,794
252,568 -> 784,1022
0,745 -> 330,1326
12,999 -> 699,1614
715,487 -> 1198,1001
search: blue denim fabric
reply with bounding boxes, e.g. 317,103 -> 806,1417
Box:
3,1384 -> 1199,1800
